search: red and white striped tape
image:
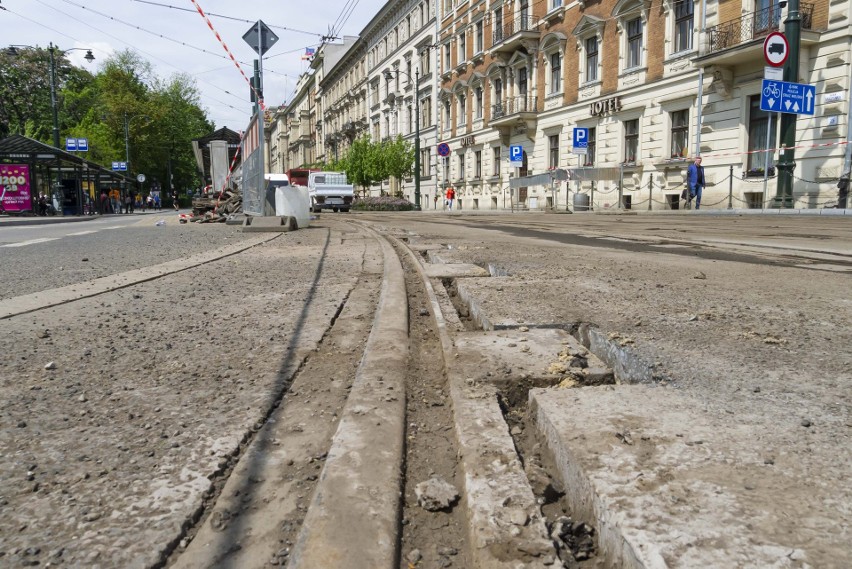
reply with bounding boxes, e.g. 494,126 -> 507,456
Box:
189,0 -> 265,110
699,138 -> 849,160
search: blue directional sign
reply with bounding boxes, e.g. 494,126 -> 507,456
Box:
573,127 -> 589,155
509,144 -> 524,165
760,79 -> 816,115
66,138 -> 78,151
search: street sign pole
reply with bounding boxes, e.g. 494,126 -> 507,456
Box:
774,2 -> 801,208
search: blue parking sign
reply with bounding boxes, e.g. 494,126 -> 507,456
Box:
509,144 -> 524,164
573,128 -> 589,154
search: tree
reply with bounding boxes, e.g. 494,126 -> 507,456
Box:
382,135 -> 415,197
341,135 -> 384,195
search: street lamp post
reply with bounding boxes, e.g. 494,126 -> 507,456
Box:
384,68 -> 421,211
6,45 -> 95,148
48,44 -> 95,149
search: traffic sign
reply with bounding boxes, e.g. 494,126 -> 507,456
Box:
437,142 -> 450,157
66,138 -> 77,152
764,32 -> 789,67
760,79 -> 816,115
119,162 -> 128,171
243,20 -> 279,56
573,128 -> 589,155
509,144 -> 524,165
77,138 -> 88,151
111,161 -> 119,171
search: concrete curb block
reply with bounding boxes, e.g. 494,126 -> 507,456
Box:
529,392 -> 646,569
288,228 -> 408,569
0,234 -> 279,320
577,323 -> 656,384
390,237 -> 559,569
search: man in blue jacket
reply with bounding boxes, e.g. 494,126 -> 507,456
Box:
687,156 -> 705,210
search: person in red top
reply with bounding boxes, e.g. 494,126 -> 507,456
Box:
445,187 -> 455,210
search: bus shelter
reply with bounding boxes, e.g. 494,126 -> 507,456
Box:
0,134 -> 134,216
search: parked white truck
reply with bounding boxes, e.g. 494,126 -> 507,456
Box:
307,171 -> 354,213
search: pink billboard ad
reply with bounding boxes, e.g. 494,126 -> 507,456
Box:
1,164 -> 32,212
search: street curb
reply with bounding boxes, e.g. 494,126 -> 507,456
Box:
288,226 -> 408,569
390,236 -> 559,568
0,210 -> 173,227
0,234 -> 278,320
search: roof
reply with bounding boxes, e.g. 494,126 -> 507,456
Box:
0,134 -> 134,183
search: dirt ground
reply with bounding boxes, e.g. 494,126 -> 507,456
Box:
0,222 -> 365,567
359,212 -> 851,567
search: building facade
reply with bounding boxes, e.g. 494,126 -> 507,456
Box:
433,0 -> 847,210
278,0 -> 848,210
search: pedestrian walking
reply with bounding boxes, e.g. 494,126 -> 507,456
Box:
172,192 -> 179,211
124,193 -> 133,214
147,194 -> 154,210
109,188 -> 121,214
687,156 -> 705,210
445,187 -> 455,211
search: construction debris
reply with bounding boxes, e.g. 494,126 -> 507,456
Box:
191,188 -> 242,223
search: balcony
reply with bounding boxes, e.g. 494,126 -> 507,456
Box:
490,95 -> 538,143
697,4 -> 815,67
491,16 -> 540,54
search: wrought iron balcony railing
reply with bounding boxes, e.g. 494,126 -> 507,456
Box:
492,16 -> 538,45
707,3 -> 814,53
491,95 -> 538,120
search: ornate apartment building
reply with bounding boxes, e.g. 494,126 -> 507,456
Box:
435,0 -> 847,210
273,0 -> 848,210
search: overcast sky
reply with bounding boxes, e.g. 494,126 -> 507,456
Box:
4,0 -> 385,131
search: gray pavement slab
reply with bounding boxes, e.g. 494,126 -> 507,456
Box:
423,262 -> 490,278
530,385 -> 848,568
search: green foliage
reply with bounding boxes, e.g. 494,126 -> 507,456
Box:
350,196 -> 415,211
335,134 -> 414,195
0,47 -> 212,193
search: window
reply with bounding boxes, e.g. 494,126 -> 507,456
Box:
550,0 -> 563,9
419,49 -> 430,75
475,21 -> 484,54
747,95 -> 777,176
550,52 -> 562,93
674,0 -> 694,53
458,154 -> 466,179
421,148 -> 431,176
407,60 -> 413,87
443,99 -> 451,126
408,104 -> 414,134
586,37 -> 599,82
492,147 -> 501,176
458,94 -> 466,125
442,156 -> 450,181
670,110 -> 689,158
407,15 -> 411,37
443,43 -> 451,72
475,150 -> 482,178
493,8 -> 504,42
421,96 -> 432,128
624,119 -> 639,163
549,135 -> 560,169
586,127 -> 596,166
520,0 -> 530,22
371,82 -> 379,106
627,18 -> 643,69
458,33 -> 466,63
475,86 -> 483,119
518,67 -> 528,95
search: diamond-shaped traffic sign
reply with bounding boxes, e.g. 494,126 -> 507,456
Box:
760,79 -> 816,116
243,20 -> 279,56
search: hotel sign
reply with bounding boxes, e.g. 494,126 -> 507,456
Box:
590,96 -> 622,117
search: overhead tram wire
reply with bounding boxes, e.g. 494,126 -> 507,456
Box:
54,0 -> 315,78
328,0 -> 360,38
29,0 -> 249,115
129,0 -> 325,38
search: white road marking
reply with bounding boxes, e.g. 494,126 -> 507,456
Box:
2,237 -> 61,248
103,225 -> 125,230
66,230 -> 98,236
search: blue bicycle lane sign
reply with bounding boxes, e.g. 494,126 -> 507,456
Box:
760,79 -> 816,115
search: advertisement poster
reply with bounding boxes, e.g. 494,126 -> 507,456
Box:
0,164 -> 32,212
